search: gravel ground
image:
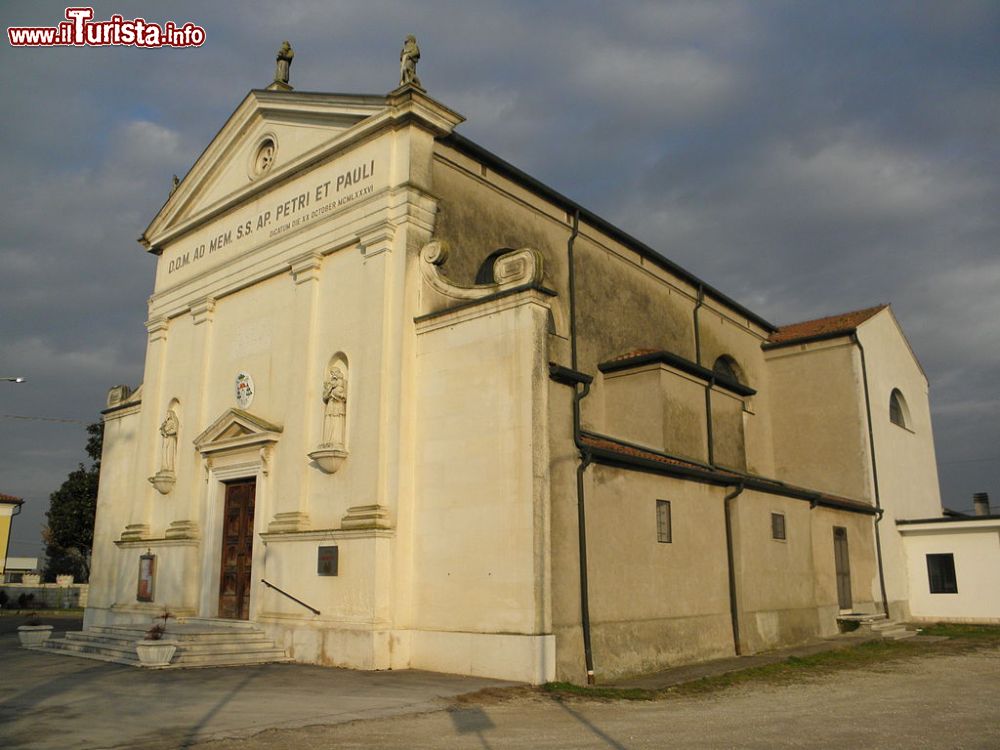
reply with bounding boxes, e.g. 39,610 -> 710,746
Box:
195,646 -> 1000,750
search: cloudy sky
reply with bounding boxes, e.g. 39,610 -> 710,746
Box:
1,1 -> 997,558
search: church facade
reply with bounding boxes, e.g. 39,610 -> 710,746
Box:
87,57 -> 944,684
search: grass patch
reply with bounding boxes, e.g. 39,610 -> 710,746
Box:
915,623 -> 1000,641
541,638 -> 952,702
535,625 -> 1000,703
543,682 -> 657,701
668,640 -> 926,696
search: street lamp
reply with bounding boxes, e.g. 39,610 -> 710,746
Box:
1,377 -> 26,383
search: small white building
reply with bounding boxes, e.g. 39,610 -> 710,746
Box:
2,557 -> 39,584
897,496 -> 1000,624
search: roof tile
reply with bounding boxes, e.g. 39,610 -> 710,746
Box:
768,304 -> 887,346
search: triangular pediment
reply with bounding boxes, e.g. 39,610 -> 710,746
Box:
194,408 -> 283,455
142,89 -> 390,249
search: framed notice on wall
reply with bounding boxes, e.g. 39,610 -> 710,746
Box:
317,546 -> 339,576
137,554 -> 156,602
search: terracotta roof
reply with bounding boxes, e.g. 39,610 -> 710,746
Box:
767,304 -> 887,347
580,432 -> 874,514
0,492 -> 24,505
605,348 -> 660,363
581,434 -> 739,475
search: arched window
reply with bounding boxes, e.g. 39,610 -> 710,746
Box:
889,389 -> 910,428
712,355 -> 743,385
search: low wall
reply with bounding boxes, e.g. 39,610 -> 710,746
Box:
0,582 -> 89,609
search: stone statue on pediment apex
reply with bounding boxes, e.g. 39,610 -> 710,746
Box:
399,35 -> 422,89
274,40 -> 294,85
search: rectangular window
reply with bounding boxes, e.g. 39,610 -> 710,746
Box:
926,553 -> 958,594
656,500 -> 672,543
771,512 -> 786,540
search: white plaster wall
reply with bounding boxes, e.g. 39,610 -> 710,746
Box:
84,405 -> 141,627
902,523 -> 1000,622
857,309 -> 943,617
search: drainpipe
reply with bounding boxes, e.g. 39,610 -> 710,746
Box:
566,209 -> 597,684
693,285 -> 715,467
853,333 -> 890,617
704,376 -> 716,468
693,285 -> 705,366
723,482 -> 745,655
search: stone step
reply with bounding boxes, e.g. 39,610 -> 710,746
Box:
877,627 -> 917,640
64,631 -> 278,651
37,624 -> 290,669
869,620 -> 903,631
173,650 -> 291,666
181,617 -> 260,630
42,638 -> 139,664
839,613 -> 888,624
88,625 -> 271,641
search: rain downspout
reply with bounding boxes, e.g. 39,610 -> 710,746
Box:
567,209 -> 597,684
853,333 -> 890,617
723,482 -> 745,655
693,285 -> 715,467
697,286 -> 738,652
694,284 -> 705,366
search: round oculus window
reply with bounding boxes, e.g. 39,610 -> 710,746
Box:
251,138 -> 276,177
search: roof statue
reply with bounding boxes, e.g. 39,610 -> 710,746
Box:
399,35 -> 422,89
272,40 -> 294,90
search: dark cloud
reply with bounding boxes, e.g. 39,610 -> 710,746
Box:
1,1 -> 997,555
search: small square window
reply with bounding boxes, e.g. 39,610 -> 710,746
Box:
926,553 -> 958,594
771,512 -> 786,540
656,500 -> 672,543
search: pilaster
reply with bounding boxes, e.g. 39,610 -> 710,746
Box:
123,316 -> 169,540
267,251 -> 323,532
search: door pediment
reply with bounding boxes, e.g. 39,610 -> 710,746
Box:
194,408 -> 283,457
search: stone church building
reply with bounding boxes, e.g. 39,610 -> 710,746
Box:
84,48 -> 944,684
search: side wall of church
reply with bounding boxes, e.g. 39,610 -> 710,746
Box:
766,340 -> 874,502
429,142 -> 879,683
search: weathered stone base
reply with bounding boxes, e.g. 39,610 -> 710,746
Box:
405,630 -> 555,684
582,613 -> 735,683
255,618 -> 554,684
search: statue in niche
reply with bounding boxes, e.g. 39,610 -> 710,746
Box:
399,35 -> 422,88
274,40 -> 294,85
321,367 -> 347,446
159,408 -> 179,473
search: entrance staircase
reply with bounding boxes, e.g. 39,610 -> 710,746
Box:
37,618 -> 291,668
837,613 -> 917,640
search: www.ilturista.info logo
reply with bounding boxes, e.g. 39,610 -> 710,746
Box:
8,7 -> 205,48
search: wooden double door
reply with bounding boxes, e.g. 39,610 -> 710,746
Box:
219,479 -> 255,620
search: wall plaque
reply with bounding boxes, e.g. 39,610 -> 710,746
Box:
137,554 -> 156,602
317,545 -> 339,576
